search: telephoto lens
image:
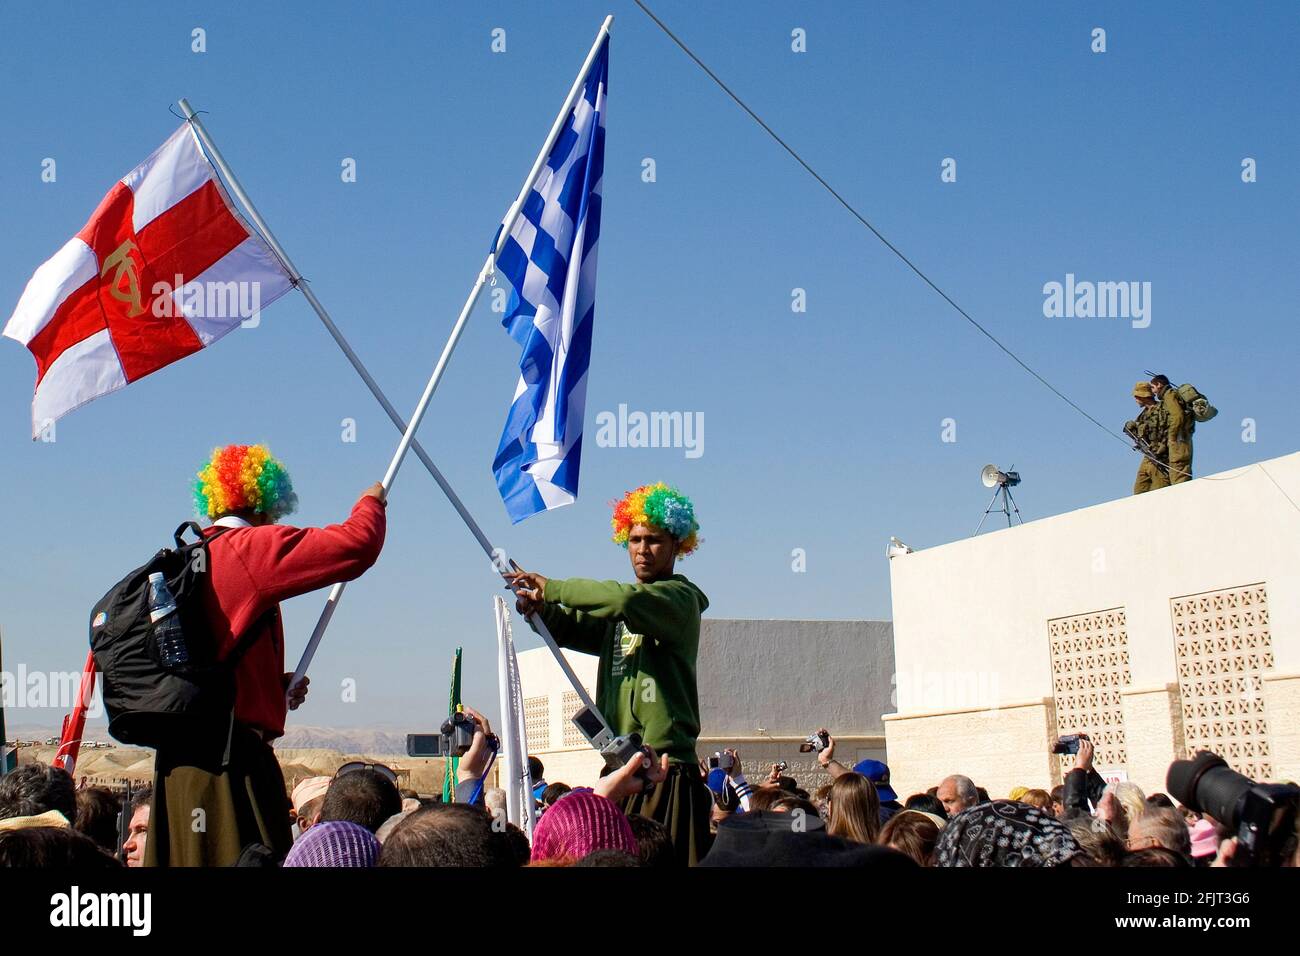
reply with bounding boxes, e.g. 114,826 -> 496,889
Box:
1166,751 -> 1251,826
1168,750 -> 1300,866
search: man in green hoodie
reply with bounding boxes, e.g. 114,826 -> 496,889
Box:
510,482 -> 711,865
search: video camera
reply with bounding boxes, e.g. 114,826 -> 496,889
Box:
799,730 -> 830,754
571,704 -> 655,794
406,711 -> 480,758
1167,750 -> 1300,867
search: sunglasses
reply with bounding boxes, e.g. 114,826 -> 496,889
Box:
335,761 -> 399,785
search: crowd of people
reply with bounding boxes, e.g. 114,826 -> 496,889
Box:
0,726 -> 1293,868
3,446 -> 1289,871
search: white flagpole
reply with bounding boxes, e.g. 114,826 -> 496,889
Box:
285,14 -> 614,692
508,625 -> 536,836
494,597 -> 520,826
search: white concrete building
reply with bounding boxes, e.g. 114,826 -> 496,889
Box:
885,451 -> 1300,799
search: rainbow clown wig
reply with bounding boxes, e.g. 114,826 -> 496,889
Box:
611,482 -> 700,556
193,444 -> 298,522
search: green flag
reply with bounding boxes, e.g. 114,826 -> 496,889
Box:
441,647 -> 462,802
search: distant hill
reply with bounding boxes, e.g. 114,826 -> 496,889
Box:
273,725 -> 409,754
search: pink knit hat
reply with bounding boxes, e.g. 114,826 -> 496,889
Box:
530,791 -> 638,862
1189,818 -> 1218,860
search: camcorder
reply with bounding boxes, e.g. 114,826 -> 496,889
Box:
708,750 -> 735,771
571,704 -> 656,794
799,730 -> 830,754
1052,733 -> 1088,755
1167,750 -> 1300,867
406,711 -> 480,758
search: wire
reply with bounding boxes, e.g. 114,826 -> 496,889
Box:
630,0 -> 1299,513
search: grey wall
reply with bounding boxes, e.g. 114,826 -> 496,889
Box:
696,619 -> 895,738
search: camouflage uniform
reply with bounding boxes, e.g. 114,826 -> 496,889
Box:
1125,401 -> 1170,494
1161,387 -> 1194,483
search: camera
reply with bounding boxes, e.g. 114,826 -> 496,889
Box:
405,711 -> 480,758
773,760 -> 789,774
1167,750 -> 1300,867
798,731 -> 830,754
1051,733 -> 1088,755
708,751 -> 735,771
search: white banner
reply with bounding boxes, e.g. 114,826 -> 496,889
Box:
495,596 -> 535,836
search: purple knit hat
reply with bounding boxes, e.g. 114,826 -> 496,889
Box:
284,820 -> 380,868
530,791 -> 638,862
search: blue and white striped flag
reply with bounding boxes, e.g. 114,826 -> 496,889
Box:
492,37 -> 608,523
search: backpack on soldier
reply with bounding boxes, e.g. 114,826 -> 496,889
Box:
1175,383 -> 1218,423
89,522 -> 267,750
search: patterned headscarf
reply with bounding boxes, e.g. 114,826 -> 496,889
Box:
283,820 -> 379,868
933,801 -> 1081,868
530,791 -> 637,863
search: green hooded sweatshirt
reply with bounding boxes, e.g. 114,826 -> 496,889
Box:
536,573 -> 709,764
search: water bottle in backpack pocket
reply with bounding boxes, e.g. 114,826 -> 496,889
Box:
90,522 -> 267,750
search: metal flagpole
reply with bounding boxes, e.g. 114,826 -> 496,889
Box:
282,14 -> 614,691
494,597 -> 522,826
176,98 -> 495,560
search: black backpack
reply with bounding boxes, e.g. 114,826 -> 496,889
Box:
89,522 -> 268,751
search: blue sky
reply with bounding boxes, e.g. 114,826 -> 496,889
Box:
1,1 -> 1296,730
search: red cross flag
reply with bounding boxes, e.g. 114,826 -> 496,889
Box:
3,125 -> 294,437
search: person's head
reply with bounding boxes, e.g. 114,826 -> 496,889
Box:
1108,781 -> 1147,834
851,759 -> 899,805
1133,381 -> 1155,407
1050,784 -> 1065,818
194,444 -> 298,526
1146,792 -> 1175,810
1127,807 -> 1192,857
73,787 -> 122,853
826,773 -> 881,845
0,827 -> 122,868
1020,789 -> 1053,812
483,788 -> 508,821
284,820 -> 380,868
291,775 -> 331,832
122,787 -> 153,868
1122,846 -> 1191,867
0,763 -> 76,822
937,775 -> 978,819
611,483 -> 700,582
378,804 -> 514,867
904,793 -> 947,819
528,757 -> 544,786
747,787 -> 783,812
1149,374 -> 1171,397
530,791 -> 638,863
540,782 -> 572,808
878,810 -> 943,866
576,849 -> 641,867
626,814 -> 674,868
1067,818 -> 1126,867
771,796 -> 821,818
320,768 -> 402,834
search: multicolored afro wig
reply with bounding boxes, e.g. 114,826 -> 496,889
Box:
611,482 -> 700,556
193,444 -> 298,522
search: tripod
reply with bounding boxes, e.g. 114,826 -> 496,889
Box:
974,482 -> 1024,535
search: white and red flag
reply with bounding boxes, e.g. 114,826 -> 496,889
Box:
3,124 -> 293,436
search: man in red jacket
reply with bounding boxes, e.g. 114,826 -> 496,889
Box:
146,444 -> 386,866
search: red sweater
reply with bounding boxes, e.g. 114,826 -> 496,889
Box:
200,495 -> 386,738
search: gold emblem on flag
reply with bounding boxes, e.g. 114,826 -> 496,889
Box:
100,239 -> 145,317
